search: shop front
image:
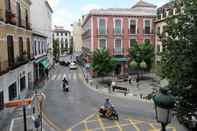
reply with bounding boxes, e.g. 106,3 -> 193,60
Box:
33,56 -> 49,82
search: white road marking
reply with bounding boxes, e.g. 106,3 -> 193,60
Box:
9,115 -> 32,131
51,74 -> 56,80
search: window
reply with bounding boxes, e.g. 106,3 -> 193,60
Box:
7,36 -> 14,67
130,39 -> 137,47
157,44 -> 161,53
19,37 -> 23,56
129,20 -> 136,34
9,82 -> 17,101
17,2 -> 22,26
61,32 -> 63,36
25,10 -> 29,28
34,40 -> 37,56
0,91 -> 4,110
20,76 -> 26,91
157,27 -> 160,35
114,39 -> 122,55
145,39 -> 150,44
144,20 -> 151,34
27,38 -> 31,59
57,32 -> 59,36
99,18 -> 106,34
38,41 -> 40,54
99,39 -> 107,49
6,0 -> 11,10
114,19 -> 121,34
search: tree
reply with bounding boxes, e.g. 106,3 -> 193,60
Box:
128,42 -> 154,70
92,49 -> 115,77
53,39 -> 60,59
160,0 -> 197,120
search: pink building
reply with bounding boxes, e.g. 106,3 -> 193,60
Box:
82,0 -> 157,75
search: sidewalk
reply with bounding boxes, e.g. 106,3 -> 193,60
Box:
80,66 -> 161,102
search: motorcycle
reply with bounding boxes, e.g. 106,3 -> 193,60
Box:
63,83 -> 69,92
98,105 -> 119,120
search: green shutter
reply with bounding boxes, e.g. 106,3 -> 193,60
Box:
99,19 -> 106,34
145,20 -> 150,27
115,19 -> 121,33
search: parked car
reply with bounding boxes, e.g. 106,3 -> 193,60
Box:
69,62 -> 77,70
59,61 -> 66,66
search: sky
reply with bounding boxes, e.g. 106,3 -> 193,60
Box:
47,0 -> 170,31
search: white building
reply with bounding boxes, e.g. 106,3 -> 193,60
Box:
53,26 -> 71,55
30,0 -> 53,82
72,20 -> 83,52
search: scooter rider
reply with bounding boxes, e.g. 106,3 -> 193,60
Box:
103,98 -> 113,117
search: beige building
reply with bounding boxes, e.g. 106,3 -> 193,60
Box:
72,20 -> 83,52
0,0 -> 33,109
155,1 -> 182,63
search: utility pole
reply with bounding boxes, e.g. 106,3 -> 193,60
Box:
23,105 -> 27,131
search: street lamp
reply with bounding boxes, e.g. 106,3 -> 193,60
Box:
152,87 -> 175,131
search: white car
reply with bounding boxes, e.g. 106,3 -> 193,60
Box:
69,62 -> 77,70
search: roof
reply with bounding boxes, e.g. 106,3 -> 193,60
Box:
131,0 -> 157,8
53,29 -> 71,33
45,1 -> 53,13
89,7 -> 156,17
158,1 -> 175,11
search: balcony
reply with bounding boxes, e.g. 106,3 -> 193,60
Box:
128,29 -> 137,35
0,61 -> 9,76
26,22 -> 32,30
143,29 -> 154,35
113,48 -> 124,56
113,28 -> 123,36
5,10 -> 16,25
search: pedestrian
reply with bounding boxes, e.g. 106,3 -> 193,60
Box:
128,75 -> 131,84
136,73 -> 140,89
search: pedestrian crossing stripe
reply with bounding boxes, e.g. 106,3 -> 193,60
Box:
50,73 -> 78,81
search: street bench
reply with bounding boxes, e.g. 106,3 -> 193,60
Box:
112,86 -> 128,96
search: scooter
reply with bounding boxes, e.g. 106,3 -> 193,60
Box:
98,105 -> 119,120
63,83 -> 69,92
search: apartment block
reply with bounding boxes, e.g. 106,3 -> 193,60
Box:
0,0 -> 33,110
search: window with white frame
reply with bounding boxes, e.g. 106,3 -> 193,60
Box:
130,38 -> 137,48
129,19 -> 137,34
114,19 -> 121,34
144,20 -> 151,34
99,39 -> 107,49
114,39 -> 122,55
99,18 -> 106,34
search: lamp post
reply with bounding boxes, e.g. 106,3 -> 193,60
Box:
152,87 -> 175,131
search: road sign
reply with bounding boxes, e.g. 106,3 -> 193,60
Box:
4,98 -> 32,108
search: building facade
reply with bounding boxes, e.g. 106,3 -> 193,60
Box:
155,1 -> 182,63
0,0 -> 33,108
72,20 -> 83,52
82,0 -> 156,75
53,26 -> 71,55
30,0 -> 52,82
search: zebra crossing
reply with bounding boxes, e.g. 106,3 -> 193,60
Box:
50,72 -> 78,81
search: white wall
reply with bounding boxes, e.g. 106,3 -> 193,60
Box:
30,0 -> 53,67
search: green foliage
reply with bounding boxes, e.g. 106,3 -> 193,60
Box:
53,39 -> 60,58
160,0 -> 197,118
129,60 -> 138,70
140,61 -> 147,70
128,42 -> 154,70
92,49 -> 115,77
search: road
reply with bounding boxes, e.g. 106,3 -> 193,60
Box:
42,62 -> 175,131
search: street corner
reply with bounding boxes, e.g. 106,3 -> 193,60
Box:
66,114 -> 177,131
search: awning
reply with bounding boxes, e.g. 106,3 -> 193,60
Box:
34,56 -> 48,64
40,59 -> 49,69
112,57 -> 129,62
